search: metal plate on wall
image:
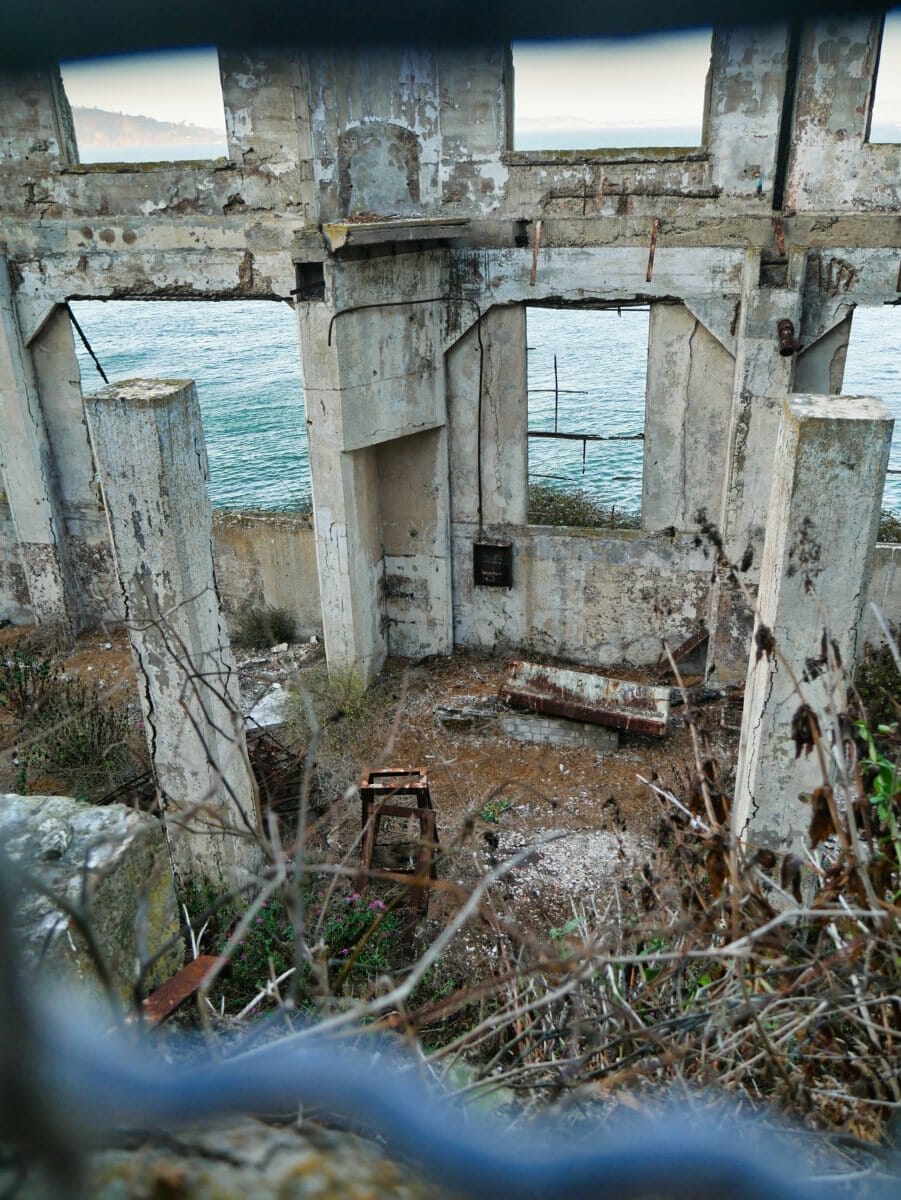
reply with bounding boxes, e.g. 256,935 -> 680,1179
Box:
473,540 -> 513,588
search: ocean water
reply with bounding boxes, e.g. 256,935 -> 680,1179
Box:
69,299 -> 901,517
76,143 -> 228,164
71,300 -> 309,510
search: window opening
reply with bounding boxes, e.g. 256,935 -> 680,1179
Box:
511,30 -> 712,152
870,9 -> 901,142
60,48 -> 228,164
526,306 -> 647,528
69,300 -> 309,511
840,305 -> 901,532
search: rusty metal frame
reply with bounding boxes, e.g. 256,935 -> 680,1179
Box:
357,769 -> 438,915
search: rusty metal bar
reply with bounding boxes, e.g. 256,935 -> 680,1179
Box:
776,318 -> 802,357
142,955 -> 223,1026
527,430 -> 643,441
645,218 -> 659,283
530,219 -> 543,286
772,218 -> 785,258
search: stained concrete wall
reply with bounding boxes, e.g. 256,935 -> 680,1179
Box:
211,511 -> 322,638
452,523 -> 711,667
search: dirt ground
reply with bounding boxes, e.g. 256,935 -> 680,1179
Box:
295,652 -> 744,935
1,623 -> 743,934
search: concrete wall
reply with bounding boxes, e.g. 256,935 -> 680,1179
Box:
211,511 -> 322,637
452,523 -> 711,667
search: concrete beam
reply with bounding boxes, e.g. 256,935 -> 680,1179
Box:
733,393 -> 893,853
84,378 -> 260,884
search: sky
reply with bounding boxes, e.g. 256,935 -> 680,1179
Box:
58,15 -> 901,139
60,47 -> 227,131
872,9 -> 901,135
512,29 -> 712,131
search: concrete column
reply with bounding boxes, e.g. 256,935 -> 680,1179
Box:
32,305 -> 120,619
642,303 -> 735,533
0,259 -> 78,634
706,250 -> 805,680
296,302 -> 388,683
733,394 -> 893,853
84,379 -> 260,884
446,305 -> 528,527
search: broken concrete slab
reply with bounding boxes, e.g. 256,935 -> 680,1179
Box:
499,661 -> 670,736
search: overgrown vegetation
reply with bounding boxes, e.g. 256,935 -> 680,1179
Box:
527,482 -> 640,529
23,678 -> 139,799
232,605 -> 297,650
282,661 -> 387,799
1,641 -> 146,801
854,632 -> 900,752
182,878 -> 401,1011
0,647 -> 55,720
877,508 -> 901,544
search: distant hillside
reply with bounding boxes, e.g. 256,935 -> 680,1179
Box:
71,106 -> 223,147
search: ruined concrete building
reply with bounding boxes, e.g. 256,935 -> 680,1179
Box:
2,19 -> 900,843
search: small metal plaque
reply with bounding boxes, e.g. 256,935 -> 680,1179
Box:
473,540 -> 513,588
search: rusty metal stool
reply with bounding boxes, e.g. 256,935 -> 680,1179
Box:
357,768 -> 438,915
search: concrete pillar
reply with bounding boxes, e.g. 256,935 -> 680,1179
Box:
706,250 -> 805,680
642,303 -> 735,533
84,379 -> 260,885
446,304 -> 528,527
32,306 -> 120,619
296,303 -> 388,683
733,393 -> 893,852
0,259 -> 78,634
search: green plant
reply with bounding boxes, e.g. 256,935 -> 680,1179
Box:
218,887 -> 400,1010
232,605 -> 297,650
877,508 -> 901,544
480,796 -> 514,823
856,720 -> 901,881
321,891 -> 399,975
227,897 -> 296,998
527,482 -> 640,530
0,647 -> 57,720
23,678 -> 138,795
853,634 -> 900,749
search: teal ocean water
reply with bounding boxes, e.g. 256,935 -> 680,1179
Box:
69,299 -> 901,517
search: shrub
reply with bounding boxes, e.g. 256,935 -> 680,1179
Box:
877,509 -> 901,544
24,678 -> 138,798
232,606 -> 297,650
527,482 -> 640,529
0,647 -> 57,720
222,889 -> 399,1008
853,634 -> 900,746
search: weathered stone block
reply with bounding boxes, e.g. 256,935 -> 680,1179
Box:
0,793 -> 183,1003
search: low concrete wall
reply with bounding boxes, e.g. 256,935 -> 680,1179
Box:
3,505 -> 900,665
211,510 -> 323,638
451,522 -> 713,668
862,543 -> 901,646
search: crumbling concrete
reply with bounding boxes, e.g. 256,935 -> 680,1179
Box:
84,378 -> 260,883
